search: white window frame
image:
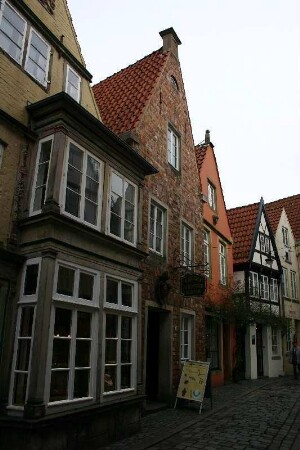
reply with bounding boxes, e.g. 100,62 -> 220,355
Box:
8,258 -> 41,408
180,313 -> 194,361
30,135 -> 53,215
103,275 -> 137,395
53,261 -> 100,308
270,278 -> 278,302
290,271 -> 297,300
24,28 -> 51,87
219,242 -> 227,285
203,229 -> 210,277
149,201 -> 165,256
260,234 -> 270,253
249,271 -> 259,297
208,181 -> 216,210
65,64 -> 81,102
260,275 -> 269,300
108,169 -> 138,246
61,139 -> 103,230
46,305 -> 96,405
282,267 -> 289,298
46,260 -> 99,405
0,0 -> 27,64
167,126 -> 180,170
181,222 -> 193,267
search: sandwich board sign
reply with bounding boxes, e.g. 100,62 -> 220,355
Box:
174,360 -> 210,414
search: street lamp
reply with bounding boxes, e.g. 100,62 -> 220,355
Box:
265,252 -> 274,267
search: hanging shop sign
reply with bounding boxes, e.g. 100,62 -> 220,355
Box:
174,360 -> 210,414
180,273 -> 206,297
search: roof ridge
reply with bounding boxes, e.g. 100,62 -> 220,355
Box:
227,201 -> 260,212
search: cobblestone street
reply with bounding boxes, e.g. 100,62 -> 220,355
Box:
102,377 -> 300,450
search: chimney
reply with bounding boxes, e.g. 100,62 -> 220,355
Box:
159,27 -> 181,58
205,130 -> 210,145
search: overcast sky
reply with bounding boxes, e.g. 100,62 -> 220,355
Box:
67,0 -> 300,209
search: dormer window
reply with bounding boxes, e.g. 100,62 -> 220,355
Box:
66,65 -> 81,102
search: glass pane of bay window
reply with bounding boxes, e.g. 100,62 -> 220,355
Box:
52,340 -> 70,368
50,371 -> 69,402
122,283 -> 132,307
77,311 -> 91,338
16,339 -> 32,370
104,366 -> 116,392
74,369 -> 89,398
57,266 -> 75,297
32,138 -> 52,212
121,365 -> 131,389
78,272 -> 94,300
23,264 -> 39,296
65,145 -> 83,217
13,373 -> 28,406
106,278 -> 118,304
54,308 -> 71,336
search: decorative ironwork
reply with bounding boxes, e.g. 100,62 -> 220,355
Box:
38,0 -> 56,15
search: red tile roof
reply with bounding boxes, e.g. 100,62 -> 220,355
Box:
227,202 -> 260,264
195,144 -> 207,170
92,49 -> 169,135
266,194 -> 300,241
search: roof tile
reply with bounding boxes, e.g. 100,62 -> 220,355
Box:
265,194 -> 300,241
93,49 -> 168,135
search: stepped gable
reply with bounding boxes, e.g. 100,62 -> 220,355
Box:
227,202 -> 260,264
266,194 -> 300,241
93,49 -> 168,135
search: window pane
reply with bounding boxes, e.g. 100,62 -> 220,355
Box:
111,173 -> 123,196
125,201 -> 134,223
87,156 -> 99,182
121,365 -> 131,389
121,341 -> 131,363
105,339 -> 117,363
106,279 -> 118,304
67,166 -> 82,194
124,182 -> 134,203
122,284 -> 132,307
106,314 -> 117,338
69,144 -> 83,170
75,340 -> 90,367
78,272 -> 94,300
84,199 -> 97,225
111,192 -> 122,216
23,264 -> 39,295
104,366 -> 116,392
52,339 -> 70,368
36,162 -> 49,187
77,312 -> 91,338
110,213 -> 121,237
121,316 -> 132,339
74,369 -> 89,398
54,308 -> 72,337
85,178 -> 98,203
15,339 -> 31,371
124,221 -> 134,242
19,307 -> 34,337
57,266 -> 75,296
50,371 -> 69,402
13,373 -> 27,406
65,189 -> 80,217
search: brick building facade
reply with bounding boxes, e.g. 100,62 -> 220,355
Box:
93,28 -> 206,404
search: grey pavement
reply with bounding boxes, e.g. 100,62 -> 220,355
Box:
101,376 -> 300,450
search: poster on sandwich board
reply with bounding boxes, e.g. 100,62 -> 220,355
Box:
174,360 -> 210,414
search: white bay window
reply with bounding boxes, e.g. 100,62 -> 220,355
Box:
31,136 -> 53,214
